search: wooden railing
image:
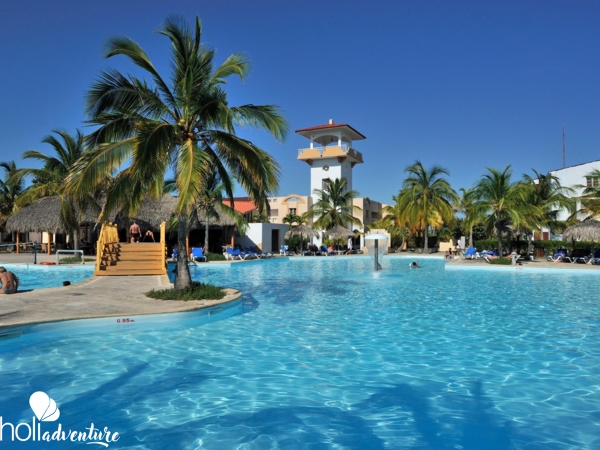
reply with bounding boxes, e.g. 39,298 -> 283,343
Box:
95,223 -> 119,272
160,221 -> 166,269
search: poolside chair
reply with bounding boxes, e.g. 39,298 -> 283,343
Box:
565,248 -> 590,264
320,245 -> 335,256
243,246 -> 261,259
225,247 -> 243,260
171,248 -> 179,260
589,249 -> 600,264
547,249 -> 567,262
280,245 -> 294,256
462,247 -> 479,260
190,247 -> 207,262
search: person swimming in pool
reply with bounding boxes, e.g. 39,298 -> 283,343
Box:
409,261 -> 420,268
0,267 -> 19,294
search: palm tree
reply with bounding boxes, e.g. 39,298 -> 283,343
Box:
471,166 -> 533,256
521,169 -> 574,248
0,161 -> 24,233
379,193 -> 412,250
568,169 -> 600,221
455,187 -> 485,248
396,161 -> 458,251
282,213 -> 302,226
69,15 -> 287,290
307,177 -> 362,231
10,130 -> 93,249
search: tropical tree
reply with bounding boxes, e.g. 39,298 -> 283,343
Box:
521,169 -> 574,248
455,187 -> 485,248
0,161 -> 24,231
282,213 -> 302,226
10,130 -> 94,249
471,166 -> 534,256
69,15 -> 287,290
568,169 -> 600,221
378,193 -> 412,250
396,161 -> 458,251
307,177 -> 362,230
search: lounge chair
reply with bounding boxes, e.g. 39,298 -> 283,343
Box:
547,249 -> 567,262
280,245 -> 293,256
172,248 -> 179,260
190,247 -> 207,262
462,247 -> 479,259
565,248 -> 590,264
225,247 -> 249,260
243,246 -> 261,259
589,249 -> 600,264
320,245 -> 335,256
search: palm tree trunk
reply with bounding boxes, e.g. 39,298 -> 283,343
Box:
497,229 -> 503,257
175,214 -> 192,290
469,226 -> 473,248
73,228 -> 79,250
204,219 -> 209,253
424,225 -> 429,251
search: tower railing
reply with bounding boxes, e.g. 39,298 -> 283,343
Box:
298,143 -> 352,157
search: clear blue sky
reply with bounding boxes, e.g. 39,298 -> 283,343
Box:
1,0 -> 599,203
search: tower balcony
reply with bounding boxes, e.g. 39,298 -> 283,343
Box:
297,143 -> 363,165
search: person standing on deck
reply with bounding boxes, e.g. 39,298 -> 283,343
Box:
129,221 -> 141,243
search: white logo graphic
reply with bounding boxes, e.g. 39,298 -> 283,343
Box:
0,391 -> 120,447
29,392 -> 60,422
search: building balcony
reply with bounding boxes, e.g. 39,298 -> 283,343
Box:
297,144 -> 363,165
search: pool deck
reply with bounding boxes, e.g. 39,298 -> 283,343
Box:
445,254 -> 600,270
0,253 -> 241,330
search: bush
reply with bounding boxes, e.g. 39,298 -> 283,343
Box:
206,252 -> 226,262
488,257 -> 512,265
146,282 -> 225,301
58,257 -> 96,263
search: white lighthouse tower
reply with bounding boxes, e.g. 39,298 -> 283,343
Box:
295,119 -> 365,202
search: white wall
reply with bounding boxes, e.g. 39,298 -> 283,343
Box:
237,223 -> 290,252
550,160 -> 600,221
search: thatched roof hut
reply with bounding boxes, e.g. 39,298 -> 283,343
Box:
195,203 -> 238,227
5,196 -> 100,234
113,194 -> 178,231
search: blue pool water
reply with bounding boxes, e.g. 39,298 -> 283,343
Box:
0,264 -> 94,290
1,257 -> 600,449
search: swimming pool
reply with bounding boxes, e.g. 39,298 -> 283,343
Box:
1,257 -> 599,449
0,264 -> 94,290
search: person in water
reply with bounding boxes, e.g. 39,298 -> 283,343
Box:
0,267 -> 19,294
410,261 -> 420,268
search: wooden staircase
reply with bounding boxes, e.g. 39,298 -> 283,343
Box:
95,242 -> 167,276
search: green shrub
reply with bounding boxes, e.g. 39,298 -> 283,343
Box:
58,257 -> 96,263
206,252 -> 226,262
488,257 -> 512,265
146,282 -> 225,301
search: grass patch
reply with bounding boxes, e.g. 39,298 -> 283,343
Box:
58,257 -> 96,263
206,252 -> 226,262
146,282 -> 225,301
488,257 -> 512,265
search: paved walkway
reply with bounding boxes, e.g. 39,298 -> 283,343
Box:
0,253 -> 240,330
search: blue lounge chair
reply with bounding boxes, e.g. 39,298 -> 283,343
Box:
590,249 -> 600,264
462,247 -> 479,259
547,249 -> 567,262
243,246 -> 261,259
320,245 -> 335,256
280,245 -> 293,256
171,248 -> 179,259
190,247 -> 207,262
225,247 -> 244,260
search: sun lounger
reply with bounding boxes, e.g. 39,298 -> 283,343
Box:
462,247 -> 479,259
319,245 -> 335,256
243,246 -> 262,259
190,247 -> 207,262
547,249 -> 567,262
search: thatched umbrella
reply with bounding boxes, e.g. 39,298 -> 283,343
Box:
322,225 -> 355,240
562,219 -> 600,242
563,220 -> 600,258
114,194 -> 178,231
285,224 -> 318,253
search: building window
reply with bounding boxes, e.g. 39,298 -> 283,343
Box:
269,209 -> 279,216
586,177 -> 600,187
289,208 -> 296,215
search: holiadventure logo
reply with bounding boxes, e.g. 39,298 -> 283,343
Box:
0,391 -> 120,447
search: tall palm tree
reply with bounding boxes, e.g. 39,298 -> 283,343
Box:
0,161 -> 24,232
397,161 -> 458,251
307,177 -> 362,231
379,193 -> 413,250
69,15 -> 287,290
471,166 -> 533,256
282,213 -> 302,226
10,130 -> 93,249
568,169 -> 600,221
522,169 -> 574,247
455,187 -> 484,248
